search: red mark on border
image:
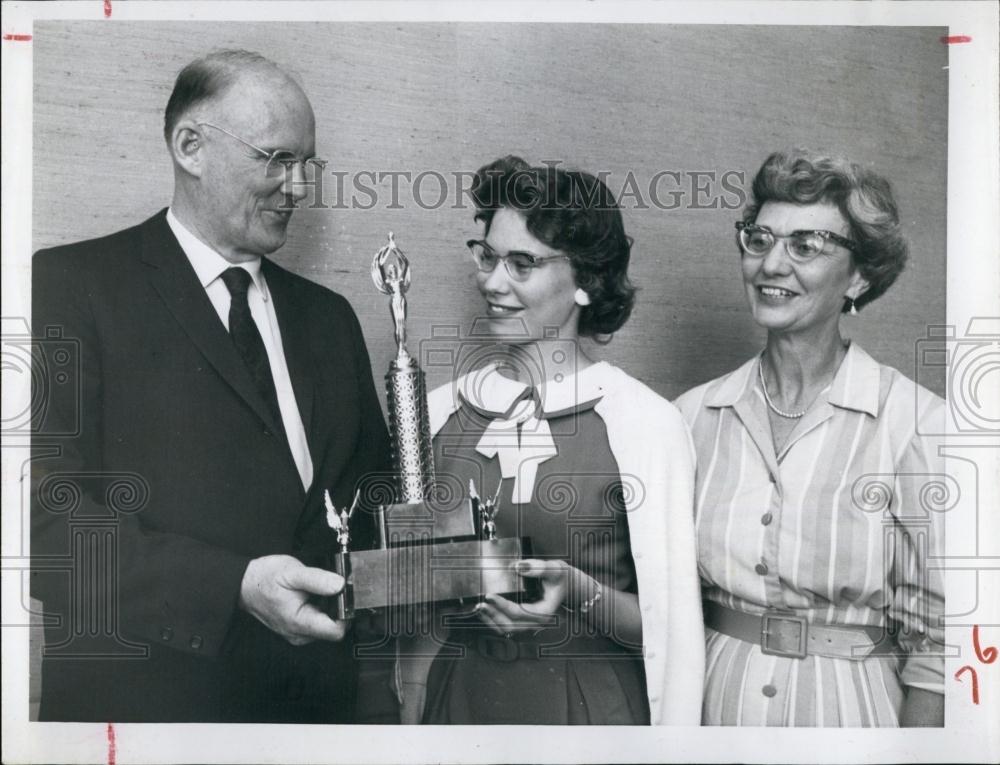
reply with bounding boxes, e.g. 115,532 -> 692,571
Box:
2,33 -> 32,41
955,665 -> 980,705
973,624 -> 998,664
106,722 -> 116,765
104,0 -> 112,18
955,626 -> 997,706
940,35 -> 972,44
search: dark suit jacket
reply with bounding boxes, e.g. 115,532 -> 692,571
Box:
31,209 -> 390,722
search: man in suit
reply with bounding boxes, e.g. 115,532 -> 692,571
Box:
31,49 -> 390,722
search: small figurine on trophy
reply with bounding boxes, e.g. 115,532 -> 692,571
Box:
470,479 -> 503,542
325,489 -> 359,551
372,232 -> 411,365
324,489 -> 359,619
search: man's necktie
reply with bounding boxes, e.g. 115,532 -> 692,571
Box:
220,267 -> 285,433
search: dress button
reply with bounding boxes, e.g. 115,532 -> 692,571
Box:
160,627 -> 174,642
762,684 -> 777,698
755,563 -> 768,576
646,651 -> 656,659
761,512 -> 773,526
190,635 -> 203,650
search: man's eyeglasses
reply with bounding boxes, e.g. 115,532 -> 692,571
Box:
466,240 -> 571,282
735,221 -> 858,262
198,122 -> 325,179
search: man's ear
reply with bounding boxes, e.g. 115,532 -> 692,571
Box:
170,120 -> 205,178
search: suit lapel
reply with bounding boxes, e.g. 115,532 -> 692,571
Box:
139,211 -> 282,433
264,262 -> 340,528
262,260 -> 317,446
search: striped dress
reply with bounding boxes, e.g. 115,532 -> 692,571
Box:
675,343 -> 945,727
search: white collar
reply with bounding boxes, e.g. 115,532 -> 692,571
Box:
166,208 -> 268,300
705,341 -> 881,418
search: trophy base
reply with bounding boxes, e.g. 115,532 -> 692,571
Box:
329,537 -> 535,618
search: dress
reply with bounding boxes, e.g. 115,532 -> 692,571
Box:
675,343 -> 946,726
418,361 -> 704,725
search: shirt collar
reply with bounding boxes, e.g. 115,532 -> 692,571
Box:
457,361 -> 609,419
826,342 -> 881,417
704,355 -> 758,409
166,208 -> 268,300
705,341 -> 881,418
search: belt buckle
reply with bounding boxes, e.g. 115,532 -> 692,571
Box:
761,610 -> 808,659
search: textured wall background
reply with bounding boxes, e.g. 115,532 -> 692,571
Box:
32,22 -> 947,400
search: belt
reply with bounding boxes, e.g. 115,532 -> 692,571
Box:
462,633 -> 638,663
703,601 -> 891,661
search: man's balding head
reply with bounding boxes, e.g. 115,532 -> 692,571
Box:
163,50 -> 308,144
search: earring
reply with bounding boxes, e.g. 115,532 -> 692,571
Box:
847,297 -> 859,316
574,289 -> 591,306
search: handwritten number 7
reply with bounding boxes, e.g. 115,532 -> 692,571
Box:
954,665 -> 979,705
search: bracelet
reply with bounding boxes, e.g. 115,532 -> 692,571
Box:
563,580 -> 604,614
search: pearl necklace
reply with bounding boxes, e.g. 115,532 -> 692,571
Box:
758,359 -> 807,419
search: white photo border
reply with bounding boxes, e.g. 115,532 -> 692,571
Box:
2,2 -> 998,763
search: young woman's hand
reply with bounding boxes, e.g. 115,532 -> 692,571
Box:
475,559 -> 597,636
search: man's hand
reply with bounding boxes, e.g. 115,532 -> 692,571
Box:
239,554 -> 349,645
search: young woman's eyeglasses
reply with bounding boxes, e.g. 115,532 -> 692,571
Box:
466,240 -> 571,282
735,221 -> 858,262
198,122 -> 325,178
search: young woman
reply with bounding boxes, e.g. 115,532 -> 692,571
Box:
397,156 -> 703,725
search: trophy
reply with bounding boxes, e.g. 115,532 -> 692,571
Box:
327,233 -> 534,618
371,233 -> 435,503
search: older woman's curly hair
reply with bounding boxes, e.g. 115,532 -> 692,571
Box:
743,149 -> 909,312
470,155 -> 636,337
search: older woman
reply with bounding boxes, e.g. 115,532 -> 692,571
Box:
675,149 -> 945,727
397,156 -> 703,725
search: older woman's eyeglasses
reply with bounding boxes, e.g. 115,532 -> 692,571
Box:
198,122 -> 325,179
466,240 -> 571,282
736,221 -> 858,262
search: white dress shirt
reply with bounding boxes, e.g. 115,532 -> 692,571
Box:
166,208 -> 314,491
